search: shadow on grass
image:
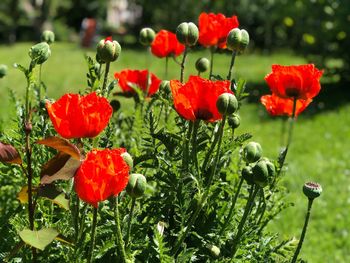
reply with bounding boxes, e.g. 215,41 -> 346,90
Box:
245,81 -> 350,116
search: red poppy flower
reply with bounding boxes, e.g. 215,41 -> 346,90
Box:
265,64 -> 323,100
114,69 -> 161,96
151,30 -> 185,58
170,76 -> 232,122
46,92 -> 112,139
261,94 -> 312,117
74,148 -> 130,207
198,12 -> 239,49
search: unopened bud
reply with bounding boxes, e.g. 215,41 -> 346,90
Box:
139,27 -> 156,46
25,122 -> 32,134
252,159 -> 275,187
303,182 -> 322,199
121,152 -> 133,170
195,57 -> 210,73
242,165 -> 254,185
243,142 -> 262,163
176,22 -> 199,46
0,64 -> 8,78
96,37 -> 121,63
41,30 -> 55,44
29,42 -> 51,65
228,113 -> 240,129
216,93 -> 238,115
227,28 -> 249,53
126,173 -> 147,198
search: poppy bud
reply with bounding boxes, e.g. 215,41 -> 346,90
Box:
41,30 -> 55,44
0,64 -> 8,78
159,80 -> 170,91
242,165 -> 254,185
206,244 -> 221,258
139,27 -> 156,46
252,159 -> 275,187
24,121 -> 32,134
228,113 -> 240,129
195,57 -> 210,73
227,28 -> 249,53
110,100 -> 121,113
29,42 -> 51,65
303,182 -> 322,199
94,62 -> 101,74
96,38 -> 121,63
176,22 -> 199,46
126,173 -> 147,198
243,142 -> 262,163
121,152 -> 133,170
216,93 -> 238,115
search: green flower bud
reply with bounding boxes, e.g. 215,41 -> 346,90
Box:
139,27 -> 156,46
0,64 -> 8,78
227,28 -> 249,53
41,30 -> 55,44
303,182 -> 322,199
159,80 -> 170,91
216,93 -> 238,115
242,165 -> 254,185
252,159 -> 275,187
126,173 -> 147,198
195,57 -> 210,73
29,42 -> 51,65
243,142 -> 262,163
121,152 -> 133,170
96,37 -> 121,63
206,244 -> 221,258
176,22 -> 199,46
110,100 -> 121,113
228,113 -> 240,129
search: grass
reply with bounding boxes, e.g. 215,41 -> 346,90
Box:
0,42 -> 348,262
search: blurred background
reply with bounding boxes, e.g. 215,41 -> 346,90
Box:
0,1 -> 350,262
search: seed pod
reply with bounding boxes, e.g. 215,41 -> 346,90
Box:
252,159 -> 275,187
41,30 -> 55,44
96,37 -> 121,63
126,173 -> 147,198
227,28 -> 249,53
139,27 -> 156,46
195,57 -> 210,73
216,93 -> 238,115
242,165 -> 254,185
243,142 -> 262,163
121,152 -> 133,170
29,42 -> 51,65
0,64 -> 8,78
303,182 -> 322,199
228,113 -> 240,129
176,22 -> 199,46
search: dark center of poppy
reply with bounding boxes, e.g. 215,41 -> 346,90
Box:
285,86 -> 300,98
194,108 -> 213,121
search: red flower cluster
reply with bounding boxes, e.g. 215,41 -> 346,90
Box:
74,148 -> 130,207
261,64 -> 323,116
46,92 -> 112,139
151,30 -> 185,58
170,76 -> 232,122
114,69 -> 161,97
198,12 -> 239,49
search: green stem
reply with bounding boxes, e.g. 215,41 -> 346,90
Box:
197,70 -> 200,76
191,120 -> 200,175
87,207 -> 98,263
125,198 -> 136,248
114,197 -> 127,263
180,46 -> 188,83
201,123 -> 220,172
173,116 -> 227,255
209,47 -> 215,78
102,62 -> 110,95
291,199 -> 314,263
165,56 -> 169,79
38,64 -> 42,101
226,51 -> 236,81
219,176 -> 244,237
231,185 -> 259,259
182,121 -> 193,172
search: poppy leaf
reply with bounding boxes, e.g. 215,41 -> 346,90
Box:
19,228 -> 59,250
40,154 -> 81,184
0,141 -> 22,165
37,136 -> 81,160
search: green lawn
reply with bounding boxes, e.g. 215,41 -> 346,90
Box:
0,42 -> 349,262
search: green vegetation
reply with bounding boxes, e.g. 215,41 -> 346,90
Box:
0,42 -> 348,262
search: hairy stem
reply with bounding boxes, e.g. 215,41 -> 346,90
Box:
209,47 -> 215,78
102,62 -> 110,95
87,207 -> 98,263
113,197 -> 127,263
125,197 -> 136,248
226,51 -> 236,80
180,47 -> 188,83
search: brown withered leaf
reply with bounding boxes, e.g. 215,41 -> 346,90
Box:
0,141 -> 22,165
38,184 -> 70,210
37,136 -> 81,160
40,152 -> 81,184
